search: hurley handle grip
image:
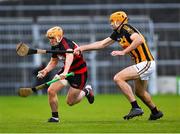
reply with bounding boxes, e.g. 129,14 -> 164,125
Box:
46,72 -> 74,86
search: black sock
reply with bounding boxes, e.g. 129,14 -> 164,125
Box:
52,112 -> 59,118
151,107 -> 159,115
131,101 -> 140,109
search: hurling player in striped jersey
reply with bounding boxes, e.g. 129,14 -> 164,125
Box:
38,26 -> 94,122
74,11 -> 163,120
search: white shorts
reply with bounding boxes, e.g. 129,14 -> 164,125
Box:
133,61 -> 156,80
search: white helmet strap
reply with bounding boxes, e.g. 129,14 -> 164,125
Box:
53,36 -> 63,46
56,37 -> 61,43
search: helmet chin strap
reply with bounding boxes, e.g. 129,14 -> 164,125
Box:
56,37 -> 61,43
115,21 -> 119,27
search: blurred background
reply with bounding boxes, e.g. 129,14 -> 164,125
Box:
0,0 -> 179,95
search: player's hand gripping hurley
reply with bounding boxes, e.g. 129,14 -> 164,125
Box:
18,72 -> 74,97
16,42 -> 74,56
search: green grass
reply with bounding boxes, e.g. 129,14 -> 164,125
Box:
0,94 -> 180,133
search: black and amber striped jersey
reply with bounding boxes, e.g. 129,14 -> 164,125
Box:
110,24 -> 154,64
51,37 -> 87,74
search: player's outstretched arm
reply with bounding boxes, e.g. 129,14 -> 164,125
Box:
74,37 -> 115,54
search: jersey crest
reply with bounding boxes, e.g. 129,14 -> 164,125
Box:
119,36 -> 130,48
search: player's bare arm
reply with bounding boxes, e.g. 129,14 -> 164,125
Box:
53,49 -> 74,80
111,33 -> 143,56
37,57 -> 58,79
44,57 -> 58,72
124,33 -> 143,54
62,49 -> 74,74
74,37 -> 115,54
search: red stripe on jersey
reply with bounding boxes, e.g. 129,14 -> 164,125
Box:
70,60 -> 85,70
79,73 -> 85,90
71,67 -> 87,74
61,38 -> 70,49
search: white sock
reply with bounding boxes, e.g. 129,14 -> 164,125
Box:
79,90 -> 85,98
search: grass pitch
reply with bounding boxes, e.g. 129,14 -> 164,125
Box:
0,94 -> 180,133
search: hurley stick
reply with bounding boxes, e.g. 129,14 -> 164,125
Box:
16,42 -> 73,56
18,72 -> 74,97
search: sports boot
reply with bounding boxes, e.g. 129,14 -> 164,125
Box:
47,117 -> 59,123
84,85 -> 94,104
149,111 -> 163,120
123,108 -> 144,120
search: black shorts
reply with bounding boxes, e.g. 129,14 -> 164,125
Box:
58,71 -> 88,90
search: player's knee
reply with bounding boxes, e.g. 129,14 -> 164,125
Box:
113,75 -> 123,83
66,99 -> 75,106
47,88 -> 56,96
